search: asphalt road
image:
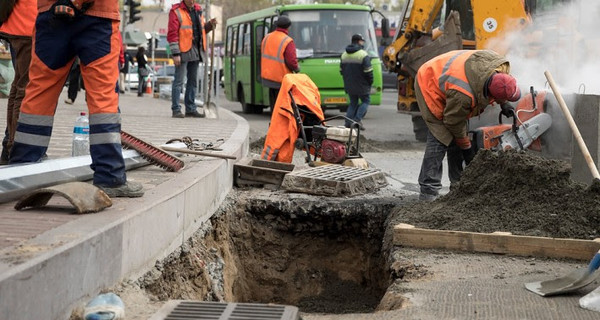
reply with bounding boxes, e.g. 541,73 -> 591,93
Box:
215,88 -> 417,143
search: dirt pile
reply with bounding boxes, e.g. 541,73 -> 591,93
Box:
390,149 -> 600,239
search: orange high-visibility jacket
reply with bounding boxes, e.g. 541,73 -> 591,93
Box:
416,50 -> 477,120
174,5 -> 207,53
261,74 -> 324,163
261,30 -> 293,85
0,0 -> 37,37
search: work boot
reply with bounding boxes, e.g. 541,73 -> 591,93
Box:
172,111 -> 184,118
185,110 -> 205,118
419,192 -> 438,202
95,181 -> 144,198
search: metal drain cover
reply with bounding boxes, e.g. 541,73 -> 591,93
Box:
281,164 -> 388,196
149,300 -> 300,320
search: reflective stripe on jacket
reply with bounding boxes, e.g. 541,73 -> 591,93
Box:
261,74 -> 324,163
416,50 -> 477,120
0,0 -> 37,37
261,30 -> 292,87
173,5 -> 206,54
37,0 -> 120,20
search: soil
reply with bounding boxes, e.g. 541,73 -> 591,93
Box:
388,149 -> 600,239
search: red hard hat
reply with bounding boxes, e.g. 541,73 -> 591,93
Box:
488,73 -> 521,102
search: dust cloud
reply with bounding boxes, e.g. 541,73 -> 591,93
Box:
501,0 -> 600,95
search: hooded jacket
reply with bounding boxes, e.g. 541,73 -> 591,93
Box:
340,43 -> 373,96
415,50 -> 511,146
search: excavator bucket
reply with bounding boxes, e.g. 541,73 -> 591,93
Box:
402,11 -> 463,77
14,182 -> 112,214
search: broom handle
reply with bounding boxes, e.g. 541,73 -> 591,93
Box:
544,70 -> 600,180
206,20 -> 216,106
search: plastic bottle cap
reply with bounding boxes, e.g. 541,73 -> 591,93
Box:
80,112 -> 86,116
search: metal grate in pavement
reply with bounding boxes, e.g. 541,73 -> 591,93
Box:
281,164 -> 388,196
151,301 -> 299,320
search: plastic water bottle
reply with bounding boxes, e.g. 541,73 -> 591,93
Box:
83,293 -> 125,320
72,111 -> 90,156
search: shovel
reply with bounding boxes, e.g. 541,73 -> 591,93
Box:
204,19 -> 218,119
524,71 -> 600,297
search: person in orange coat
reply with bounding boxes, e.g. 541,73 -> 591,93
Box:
261,73 -> 323,163
9,0 -> 143,197
0,0 -> 37,164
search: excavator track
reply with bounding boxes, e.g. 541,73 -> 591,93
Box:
120,130 -> 185,172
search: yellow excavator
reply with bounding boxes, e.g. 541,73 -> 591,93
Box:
381,0 -> 538,141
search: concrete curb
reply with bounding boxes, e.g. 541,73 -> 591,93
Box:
0,108 -> 249,320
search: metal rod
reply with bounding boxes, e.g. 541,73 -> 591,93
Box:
160,146 -> 237,160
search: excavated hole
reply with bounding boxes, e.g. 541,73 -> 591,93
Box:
142,191 -> 398,315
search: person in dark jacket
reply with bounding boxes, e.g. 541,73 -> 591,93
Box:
136,46 -> 148,97
340,34 -> 373,129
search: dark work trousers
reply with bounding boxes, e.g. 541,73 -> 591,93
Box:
418,130 -> 464,196
67,64 -> 81,101
1,36 -> 32,163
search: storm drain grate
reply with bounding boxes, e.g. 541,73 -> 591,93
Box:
281,164 -> 388,196
150,300 -> 300,320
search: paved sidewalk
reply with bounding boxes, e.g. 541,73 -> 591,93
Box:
0,89 -> 249,320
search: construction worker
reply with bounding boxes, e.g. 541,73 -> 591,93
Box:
261,15 -> 300,110
340,33 -> 373,130
415,49 -> 521,201
9,0 -> 144,198
0,0 -> 37,164
167,0 -> 217,118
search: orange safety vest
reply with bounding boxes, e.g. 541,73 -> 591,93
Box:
174,6 -> 206,53
261,30 -> 292,85
0,0 -> 37,37
417,50 -> 477,120
261,74 -> 324,163
37,0 -> 120,20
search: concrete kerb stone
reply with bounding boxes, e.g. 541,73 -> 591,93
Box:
0,102 -> 249,320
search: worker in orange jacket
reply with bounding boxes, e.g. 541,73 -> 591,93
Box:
261,15 -> 300,110
415,50 -> 521,201
0,0 -> 37,164
261,73 -> 323,163
9,0 -> 143,197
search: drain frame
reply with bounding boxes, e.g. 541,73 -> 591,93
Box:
150,300 -> 300,320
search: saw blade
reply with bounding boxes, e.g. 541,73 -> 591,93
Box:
499,113 -> 552,151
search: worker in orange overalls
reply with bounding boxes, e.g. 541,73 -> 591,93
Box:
415,50 -> 521,201
260,15 -> 300,110
0,0 -> 37,164
9,0 -> 144,198
261,73 -> 323,163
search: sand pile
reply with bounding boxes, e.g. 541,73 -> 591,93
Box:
391,149 -> 600,239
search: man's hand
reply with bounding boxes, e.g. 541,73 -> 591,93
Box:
173,55 -> 181,66
209,18 -> 217,27
500,102 -> 515,118
455,136 -> 476,165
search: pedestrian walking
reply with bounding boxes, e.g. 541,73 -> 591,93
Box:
167,0 -> 217,118
65,57 -> 81,104
0,0 -> 37,164
340,33 -> 373,130
135,46 -> 149,97
415,49 -> 521,201
119,49 -> 133,93
260,15 -> 299,110
9,0 -> 144,198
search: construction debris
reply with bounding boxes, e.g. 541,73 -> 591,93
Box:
14,181 -> 112,214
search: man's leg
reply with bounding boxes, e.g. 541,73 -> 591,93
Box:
171,62 -> 186,114
345,95 -> 359,128
418,130 -> 448,200
355,94 -> 370,128
184,60 -> 199,113
3,36 -> 32,162
10,12 -> 74,163
77,16 -> 138,196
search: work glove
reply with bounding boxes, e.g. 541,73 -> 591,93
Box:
462,146 -> 476,165
455,136 -> 476,165
500,102 -> 515,118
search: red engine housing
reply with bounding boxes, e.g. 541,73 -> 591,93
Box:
321,139 -> 347,164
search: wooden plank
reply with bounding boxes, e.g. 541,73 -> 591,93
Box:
393,223 -> 600,261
